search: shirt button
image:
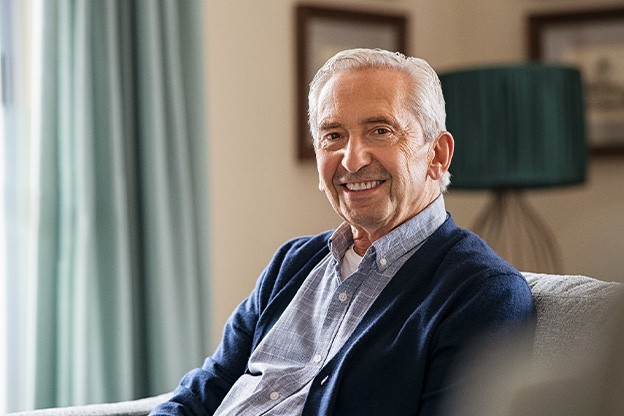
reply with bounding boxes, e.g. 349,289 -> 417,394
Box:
380,257 -> 387,266
313,354 -> 323,363
270,391 -> 280,401
338,292 -> 348,302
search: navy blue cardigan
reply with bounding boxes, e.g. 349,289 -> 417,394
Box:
152,215 -> 535,416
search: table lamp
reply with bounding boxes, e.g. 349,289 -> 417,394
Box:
439,64 -> 587,273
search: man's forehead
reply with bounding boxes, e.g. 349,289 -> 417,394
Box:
318,67 -> 410,105
316,74 -> 411,124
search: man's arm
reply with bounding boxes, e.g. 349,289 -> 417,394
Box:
149,234 -> 328,415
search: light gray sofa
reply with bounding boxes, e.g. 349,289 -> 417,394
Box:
9,272 -> 623,416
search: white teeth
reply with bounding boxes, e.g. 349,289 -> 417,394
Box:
345,181 -> 382,191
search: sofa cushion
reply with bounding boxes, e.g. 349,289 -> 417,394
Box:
7,392 -> 171,416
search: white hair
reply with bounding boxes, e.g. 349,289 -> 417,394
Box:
307,48 -> 451,192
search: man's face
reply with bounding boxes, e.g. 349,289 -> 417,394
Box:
314,67 -> 442,240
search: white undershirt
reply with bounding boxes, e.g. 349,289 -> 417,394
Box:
340,245 -> 363,279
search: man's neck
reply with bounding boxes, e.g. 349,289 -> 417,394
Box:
351,228 -> 374,256
349,193 -> 443,256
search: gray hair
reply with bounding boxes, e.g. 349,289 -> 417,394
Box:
307,48 -> 451,192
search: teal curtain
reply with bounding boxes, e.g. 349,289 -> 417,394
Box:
21,0 -> 210,410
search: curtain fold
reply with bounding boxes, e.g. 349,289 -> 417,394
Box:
19,0 -> 210,410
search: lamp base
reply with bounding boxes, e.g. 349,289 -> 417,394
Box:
472,189 -> 562,273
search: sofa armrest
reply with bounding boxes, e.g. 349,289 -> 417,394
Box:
7,392 -> 172,416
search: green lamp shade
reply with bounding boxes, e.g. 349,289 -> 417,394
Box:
440,65 -> 587,189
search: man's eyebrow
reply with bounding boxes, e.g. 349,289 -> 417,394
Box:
362,116 -> 397,126
318,120 -> 342,131
318,116 -> 399,131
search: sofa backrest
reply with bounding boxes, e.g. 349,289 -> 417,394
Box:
522,272 -> 623,364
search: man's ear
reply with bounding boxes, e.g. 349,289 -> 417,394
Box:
428,132 -> 454,180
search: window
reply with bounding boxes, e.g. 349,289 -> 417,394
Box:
1,0 -> 42,411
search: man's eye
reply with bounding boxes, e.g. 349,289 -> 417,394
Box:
325,132 -> 341,140
374,128 -> 390,135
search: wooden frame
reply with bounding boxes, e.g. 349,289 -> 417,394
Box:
295,5 -> 408,160
528,8 -> 624,156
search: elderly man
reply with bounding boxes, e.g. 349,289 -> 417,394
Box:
151,49 -> 534,416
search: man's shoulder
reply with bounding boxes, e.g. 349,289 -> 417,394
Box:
432,215 -> 518,272
279,230 -> 333,253
419,216 -> 529,299
262,230 -> 333,285
254,231 -> 334,318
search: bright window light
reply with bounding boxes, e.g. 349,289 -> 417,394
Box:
1,0 -> 42,411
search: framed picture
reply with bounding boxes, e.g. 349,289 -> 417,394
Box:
528,8 -> 624,155
295,5 -> 408,160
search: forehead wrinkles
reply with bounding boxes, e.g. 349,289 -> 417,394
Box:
317,70 -> 409,129
320,101 -> 419,143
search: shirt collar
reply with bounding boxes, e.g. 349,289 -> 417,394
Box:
329,195 -> 447,270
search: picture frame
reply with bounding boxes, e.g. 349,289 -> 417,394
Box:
295,5 -> 408,160
528,8 -> 624,156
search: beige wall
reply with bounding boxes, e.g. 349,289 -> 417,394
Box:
203,0 -> 624,345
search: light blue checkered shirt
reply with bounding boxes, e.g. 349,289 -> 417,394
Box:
214,196 -> 447,415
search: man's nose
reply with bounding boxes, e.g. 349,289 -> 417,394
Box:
342,136 -> 372,173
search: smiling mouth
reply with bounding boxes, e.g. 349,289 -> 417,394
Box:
344,180 -> 384,192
